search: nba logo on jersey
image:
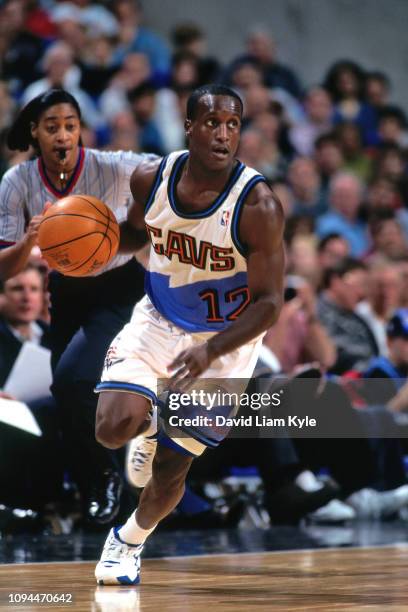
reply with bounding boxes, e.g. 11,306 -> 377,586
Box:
221,210 -> 230,227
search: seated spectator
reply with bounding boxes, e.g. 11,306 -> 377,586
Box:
0,0 -> 45,96
263,275 -> 336,373
154,52 -> 198,153
368,212 -> 408,261
313,132 -> 345,191
377,105 -> 408,148
106,111 -> 140,152
316,171 -> 370,257
22,41 -> 104,131
128,82 -> 165,155
170,22 -> 221,85
111,0 -> 170,86
317,233 -> 350,273
287,157 -> 327,218
364,71 -> 391,110
357,262 -> 403,356
286,235 -> 321,288
99,52 -> 151,124
243,27 -> 302,98
335,121 -> 373,182
323,59 -> 378,146
238,127 -> 285,181
364,309 -> 408,403
0,264 -> 63,521
317,257 -> 379,374
374,143 -> 408,205
290,86 -> 333,156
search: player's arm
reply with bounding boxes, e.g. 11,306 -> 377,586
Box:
0,173 -> 46,280
169,182 -> 285,383
119,157 -> 162,254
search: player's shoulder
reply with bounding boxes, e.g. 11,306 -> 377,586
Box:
85,148 -> 157,168
0,159 -> 34,190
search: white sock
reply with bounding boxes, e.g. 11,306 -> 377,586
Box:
118,511 -> 157,545
143,406 -> 158,438
295,470 -> 323,492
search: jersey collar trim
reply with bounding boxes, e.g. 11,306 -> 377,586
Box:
38,147 -> 85,198
167,152 -> 245,219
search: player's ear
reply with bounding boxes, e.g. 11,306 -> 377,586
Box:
184,119 -> 192,137
30,121 -> 38,139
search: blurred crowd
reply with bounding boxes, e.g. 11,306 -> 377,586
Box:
2,0 -> 408,534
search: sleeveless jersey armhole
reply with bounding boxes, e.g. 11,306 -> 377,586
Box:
144,156 -> 168,213
231,175 -> 266,257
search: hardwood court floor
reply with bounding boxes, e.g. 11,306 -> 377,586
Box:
1,545 -> 408,611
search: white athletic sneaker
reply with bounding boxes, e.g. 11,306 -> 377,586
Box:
346,485 -> 408,519
307,499 -> 356,523
126,434 -> 157,488
95,527 -> 143,586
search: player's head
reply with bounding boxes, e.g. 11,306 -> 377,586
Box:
185,85 -> 243,170
7,89 -> 82,166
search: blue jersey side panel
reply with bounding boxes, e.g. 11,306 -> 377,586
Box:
145,271 -> 249,332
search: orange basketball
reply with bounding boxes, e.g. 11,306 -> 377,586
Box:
38,195 -> 120,277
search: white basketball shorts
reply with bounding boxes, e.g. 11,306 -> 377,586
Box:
96,295 -> 262,455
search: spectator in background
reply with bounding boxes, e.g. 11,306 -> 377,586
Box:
127,82 -> 165,155
263,274 -> 336,374
377,105 -> 408,148
317,257 -> 378,374
368,213 -> 408,262
244,27 -> 302,98
50,3 -> 88,61
111,0 -> 170,87
324,59 -> 378,146
22,41 -> 104,131
99,52 -> 151,124
0,0 -> 45,96
286,235 -> 321,288
171,22 -> 221,85
365,71 -> 391,110
317,233 -> 350,273
0,263 -> 62,517
107,111 -> 140,152
287,157 -> 327,218
317,171 -> 370,257
313,132 -> 345,191
335,121 -> 373,183
290,86 -> 333,156
363,309 -> 408,405
0,263 -> 50,386
154,51 -> 199,153
374,144 -> 408,205
357,262 -> 403,356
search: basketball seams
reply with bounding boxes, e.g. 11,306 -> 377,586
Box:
38,194 -> 119,276
74,196 -> 120,242
40,230 -> 112,252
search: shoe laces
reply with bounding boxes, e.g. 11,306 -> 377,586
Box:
103,532 -> 143,561
130,437 -> 157,471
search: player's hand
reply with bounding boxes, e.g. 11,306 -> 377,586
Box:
23,202 -> 53,248
168,343 -> 214,392
24,214 -> 43,247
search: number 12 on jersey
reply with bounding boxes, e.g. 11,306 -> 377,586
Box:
199,286 -> 250,323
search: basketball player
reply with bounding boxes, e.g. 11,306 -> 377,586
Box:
94,84 -> 285,585
0,89 -> 153,526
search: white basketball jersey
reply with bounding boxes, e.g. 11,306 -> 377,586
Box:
144,150 -> 266,332
0,148 -> 152,274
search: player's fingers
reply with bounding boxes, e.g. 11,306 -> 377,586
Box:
168,351 -> 188,371
42,201 -> 53,214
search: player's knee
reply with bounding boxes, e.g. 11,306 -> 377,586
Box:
152,448 -> 193,491
95,392 -> 149,449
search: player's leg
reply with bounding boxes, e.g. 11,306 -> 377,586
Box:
95,441 -> 194,586
95,391 -> 153,449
